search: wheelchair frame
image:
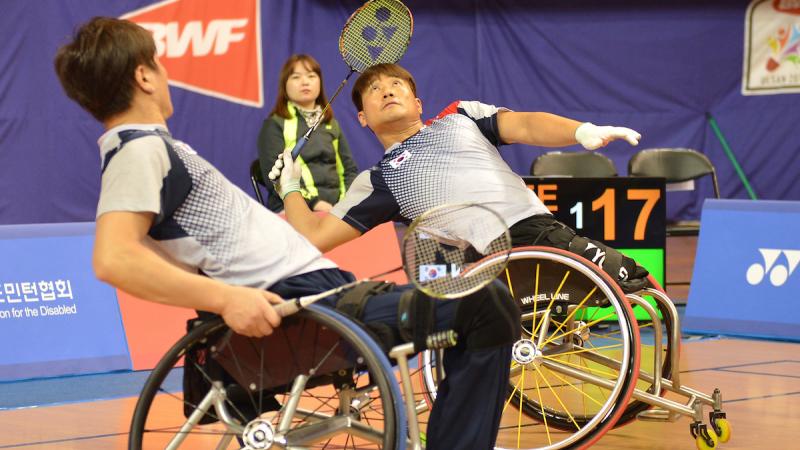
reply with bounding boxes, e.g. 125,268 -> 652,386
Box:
416,247 -> 729,449
129,304 -> 407,450
129,246 -> 729,450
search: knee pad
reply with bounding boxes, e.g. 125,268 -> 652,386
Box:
335,281 -> 400,351
454,280 -> 521,351
398,289 -> 435,351
568,235 -> 645,283
336,281 -> 396,319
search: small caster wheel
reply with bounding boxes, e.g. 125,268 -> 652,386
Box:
695,425 -> 719,450
711,417 -> 731,443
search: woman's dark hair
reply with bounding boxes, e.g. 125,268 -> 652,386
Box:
269,54 -> 332,123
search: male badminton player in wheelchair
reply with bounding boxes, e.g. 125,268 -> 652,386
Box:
55,17 -> 520,450
274,63 -> 650,294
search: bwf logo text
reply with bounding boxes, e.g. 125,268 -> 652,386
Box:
121,0 -> 263,107
139,20 -> 248,57
746,248 -> 800,286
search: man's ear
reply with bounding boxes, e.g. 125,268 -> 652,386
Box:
415,98 -> 422,115
134,65 -> 156,94
357,111 -> 368,128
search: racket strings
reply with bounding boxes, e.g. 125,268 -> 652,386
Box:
404,204 -> 511,299
340,0 -> 413,72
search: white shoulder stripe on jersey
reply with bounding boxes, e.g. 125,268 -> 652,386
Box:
330,170 -> 375,231
458,100 -> 501,120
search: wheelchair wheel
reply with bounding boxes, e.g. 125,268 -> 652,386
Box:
501,249 -> 676,436
497,247 -> 641,449
129,304 -> 406,449
497,247 -> 639,448
423,246 -> 641,449
419,349 -> 441,414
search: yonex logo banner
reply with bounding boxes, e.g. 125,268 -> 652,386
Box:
742,0 -> 800,95
684,199 -> 800,341
746,248 -> 800,286
122,0 -> 264,107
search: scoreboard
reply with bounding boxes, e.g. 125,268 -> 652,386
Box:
521,176 -> 666,286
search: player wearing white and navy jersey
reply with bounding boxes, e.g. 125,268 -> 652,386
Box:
274,63 -> 649,291
57,20 -> 522,450
98,125 -> 335,289
331,100 -> 548,232
272,63 -> 646,448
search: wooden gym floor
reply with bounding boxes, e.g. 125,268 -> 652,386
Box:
0,236 -> 798,449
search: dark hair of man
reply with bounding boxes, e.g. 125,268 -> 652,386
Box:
269,54 -> 333,124
54,17 -> 157,122
351,63 -> 417,112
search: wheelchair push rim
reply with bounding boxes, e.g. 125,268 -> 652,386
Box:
421,246 -> 642,449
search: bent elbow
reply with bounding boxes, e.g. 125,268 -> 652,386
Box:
93,245 -> 128,286
305,235 -> 329,253
93,253 -> 117,284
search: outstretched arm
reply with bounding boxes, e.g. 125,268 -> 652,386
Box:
93,211 -> 282,337
497,111 -> 640,150
283,192 -> 363,252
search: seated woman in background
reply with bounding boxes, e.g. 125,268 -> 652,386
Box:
258,54 -> 358,212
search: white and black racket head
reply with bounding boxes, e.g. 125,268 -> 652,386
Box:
402,203 -> 512,299
339,0 -> 413,72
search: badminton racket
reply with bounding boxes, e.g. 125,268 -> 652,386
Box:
267,0 -> 413,180
276,203 -> 511,316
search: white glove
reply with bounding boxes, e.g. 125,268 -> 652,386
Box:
574,122 -> 641,150
268,149 -> 302,199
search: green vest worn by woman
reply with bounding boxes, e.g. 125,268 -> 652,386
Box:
283,103 -> 347,201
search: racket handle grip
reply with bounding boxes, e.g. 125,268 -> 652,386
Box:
290,137 -> 308,159
425,330 -> 458,350
275,299 -> 301,317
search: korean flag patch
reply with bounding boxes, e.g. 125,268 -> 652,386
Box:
388,150 -> 412,169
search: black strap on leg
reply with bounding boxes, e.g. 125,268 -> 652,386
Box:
509,214 -> 575,248
335,281 -> 396,319
569,235 -> 645,286
398,289 -> 435,351
334,281 -> 401,352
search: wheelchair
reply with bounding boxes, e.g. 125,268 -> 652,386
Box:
130,246 -> 730,450
128,304 -> 408,449
419,246 -> 730,449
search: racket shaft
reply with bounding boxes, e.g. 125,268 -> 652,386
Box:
291,70 -> 355,159
324,70 -> 354,112
289,136 -> 309,159
275,278 -> 365,317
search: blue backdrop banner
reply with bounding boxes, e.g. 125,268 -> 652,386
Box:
684,199 -> 800,341
0,0 -> 797,227
0,223 -> 130,381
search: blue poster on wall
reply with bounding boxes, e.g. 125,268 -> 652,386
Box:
684,199 -> 800,341
0,223 -> 131,381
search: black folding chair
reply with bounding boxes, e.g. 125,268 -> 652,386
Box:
249,159 -> 282,212
531,151 -> 618,177
628,148 -> 720,237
